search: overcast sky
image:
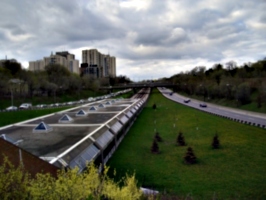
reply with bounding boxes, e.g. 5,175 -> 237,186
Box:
0,0 -> 265,81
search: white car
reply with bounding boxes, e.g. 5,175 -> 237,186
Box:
6,106 -> 18,111
79,99 -> 85,104
67,101 -> 74,105
19,103 -> 32,110
36,104 -> 47,108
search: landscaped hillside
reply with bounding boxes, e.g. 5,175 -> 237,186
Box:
107,88 -> 266,199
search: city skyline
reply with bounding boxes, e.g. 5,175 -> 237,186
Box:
0,0 -> 265,81
28,49 -> 116,78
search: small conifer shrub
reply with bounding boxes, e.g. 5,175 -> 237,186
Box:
212,133 -> 220,149
151,139 -> 160,154
154,131 -> 163,142
184,147 -> 197,164
176,131 -> 186,146
152,103 -> 157,109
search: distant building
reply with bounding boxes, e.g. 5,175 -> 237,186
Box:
109,56 -> 116,77
81,49 -> 116,78
80,63 -> 99,79
29,51 -> 79,74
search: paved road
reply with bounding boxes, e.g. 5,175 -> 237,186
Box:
158,87 -> 266,129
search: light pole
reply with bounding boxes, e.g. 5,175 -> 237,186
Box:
14,139 -> 24,166
10,88 -> 13,106
226,83 -> 230,99
9,79 -> 23,107
53,88 -> 56,103
200,84 -> 206,101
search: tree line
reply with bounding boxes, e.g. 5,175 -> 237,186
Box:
168,59 -> 266,107
0,60 -> 132,101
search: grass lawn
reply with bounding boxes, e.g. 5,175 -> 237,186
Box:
0,90 -> 134,127
107,89 -> 266,199
0,108 -> 69,127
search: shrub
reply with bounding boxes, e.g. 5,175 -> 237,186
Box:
151,139 -> 160,154
154,132 -> 163,142
212,133 -> 220,149
152,103 -> 157,109
184,147 -> 197,164
176,131 -> 186,146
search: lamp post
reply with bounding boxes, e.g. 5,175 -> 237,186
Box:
226,83 -> 230,99
10,88 -> 13,106
53,88 -> 56,103
199,84 -> 207,101
14,139 -> 24,166
9,79 -> 23,107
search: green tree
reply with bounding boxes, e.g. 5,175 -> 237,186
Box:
0,68 -> 11,96
235,82 -> 251,105
2,60 -> 22,76
0,159 -> 143,200
21,70 -> 37,98
45,64 -> 71,88
67,74 -> 82,95
0,157 -> 30,200
82,74 -> 100,92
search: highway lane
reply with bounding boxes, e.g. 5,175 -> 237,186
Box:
158,87 -> 266,129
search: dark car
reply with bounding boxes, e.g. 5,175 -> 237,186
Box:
199,103 -> 207,107
184,98 -> 191,103
169,92 -> 173,96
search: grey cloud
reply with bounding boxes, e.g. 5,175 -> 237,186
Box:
204,25 -> 244,40
134,29 -> 169,46
3,24 -> 27,37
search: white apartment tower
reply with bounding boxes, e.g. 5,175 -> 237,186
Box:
110,56 -> 116,77
29,51 -> 79,74
82,49 -> 116,78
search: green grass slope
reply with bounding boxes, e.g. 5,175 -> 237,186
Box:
107,89 -> 266,199
0,108 -> 67,127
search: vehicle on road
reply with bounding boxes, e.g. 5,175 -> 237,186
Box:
67,101 -> 74,105
184,98 -> 191,103
88,97 -> 94,102
19,103 -> 32,110
5,106 -> 18,111
79,99 -> 85,104
36,104 -> 47,108
199,103 -> 207,107
169,92 -> 173,96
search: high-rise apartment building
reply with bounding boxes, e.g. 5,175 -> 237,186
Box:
29,51 -> 79,74
110,56 -> 116,77
81,49 -> 116,78
29,60 -> 45,71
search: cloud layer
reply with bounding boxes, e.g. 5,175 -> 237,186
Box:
0,0 -> 265,80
